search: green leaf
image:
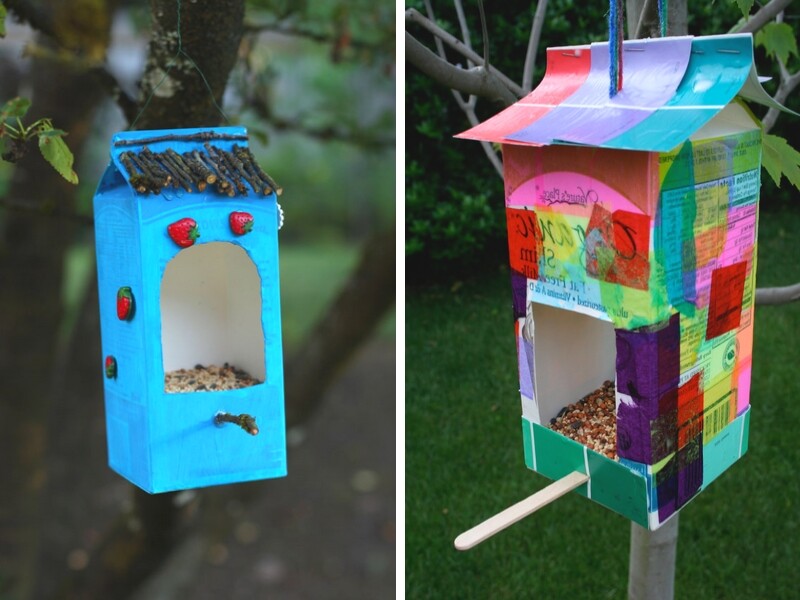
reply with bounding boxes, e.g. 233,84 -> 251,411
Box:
0,97 -> 32,125
38,134 -> 79,184
762,133 -> 800,192
733,0 -> 755,18
38,128 -> 67,138
734,0 -> 755,17
0,4 -> 7,38
755,22 -> 798,66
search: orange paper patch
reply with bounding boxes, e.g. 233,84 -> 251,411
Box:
506,207 -> 543,279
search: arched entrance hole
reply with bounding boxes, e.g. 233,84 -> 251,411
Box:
160,242 -> 265,392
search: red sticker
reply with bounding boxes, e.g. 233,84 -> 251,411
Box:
706,261 -> 747,340
506,207 -> 543,279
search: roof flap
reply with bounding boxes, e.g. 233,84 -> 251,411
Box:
107,126 -> 280,197
459,34 -> 795,152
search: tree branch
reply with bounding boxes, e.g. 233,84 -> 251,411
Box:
634,0 -> 657,39
3,0 -> 57,40
522,0 -> 548,93
406,32 -> 517,106
734,0 -> 795,33
5,2 -> 137,123
266,116 -> 395,150
755,283 -> 800,306
761,66 -> 800,132
284,228 -> 395,426
242,20 -> 388,53
405,8 -> 524,98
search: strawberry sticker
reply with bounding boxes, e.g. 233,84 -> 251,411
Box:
105,356 -> 117,379
116,286 -> 135,321
167,217 -> 200,248
229,211 -> 254,236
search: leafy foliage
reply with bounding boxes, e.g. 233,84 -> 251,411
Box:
0,3 -> 5,38
762,132 -> 800,191
0,96 -> 31,122
755,22 -> 798,66
0,96 -> 79,184
733,0 -> 756,18
38,129 -> 78,184
406,157 -> 501,262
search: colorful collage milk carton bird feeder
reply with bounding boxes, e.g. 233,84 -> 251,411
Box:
93,126 -> 286,493
455,33 -> 796,543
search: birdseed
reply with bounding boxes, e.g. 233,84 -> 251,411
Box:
546,380 -> 617,459
164,363 -> 261,393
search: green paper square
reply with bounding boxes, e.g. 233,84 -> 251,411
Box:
587,451 -> 649,527
521,418 -> 534,470
531,423 -> 588,497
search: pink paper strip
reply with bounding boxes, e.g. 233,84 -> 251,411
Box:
456,46 -> 591,144
507,37 -> 693,147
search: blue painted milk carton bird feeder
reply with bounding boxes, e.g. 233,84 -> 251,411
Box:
93,126 -> 286,493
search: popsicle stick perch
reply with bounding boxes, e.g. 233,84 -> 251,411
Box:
454,471 -> 589,551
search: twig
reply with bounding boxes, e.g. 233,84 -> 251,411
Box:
406,32 -> 517,107
164,149 -> 199,192
242,20 -> 386,53
634,0 -> 656,39
477,0 -> 489,68
237,146 -> 283,196
522,0 -> 549,93
453,0 -> 474,67
267,115 -> 394,150
113,132 -> 248,147
213,412 -> 259,435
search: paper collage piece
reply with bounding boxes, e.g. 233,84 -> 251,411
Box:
93,126 -> 287,494
458,33 -> 787,529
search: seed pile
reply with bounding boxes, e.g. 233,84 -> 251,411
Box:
165,363 -> 261,393
117,133 -> 281,197
547,380 -> 617,459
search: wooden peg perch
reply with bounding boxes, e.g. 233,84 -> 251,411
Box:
454,471 -> 589,551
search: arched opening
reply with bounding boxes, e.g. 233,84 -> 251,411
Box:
160,242 -> 265,393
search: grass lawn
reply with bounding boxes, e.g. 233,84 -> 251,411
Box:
406,205 -> 800,599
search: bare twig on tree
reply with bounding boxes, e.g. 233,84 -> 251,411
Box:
405,8 -> 524,98
421,0 -> 503,177
633,0 -> 657,39
242,20 -> 387,53
406,32 -> 517,106
523,0 -> 549,93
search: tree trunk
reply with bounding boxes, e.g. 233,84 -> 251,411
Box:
284,228 -> 396,427
133,0 -> 245,129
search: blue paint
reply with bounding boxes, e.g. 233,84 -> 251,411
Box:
94,127 -> 286,493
